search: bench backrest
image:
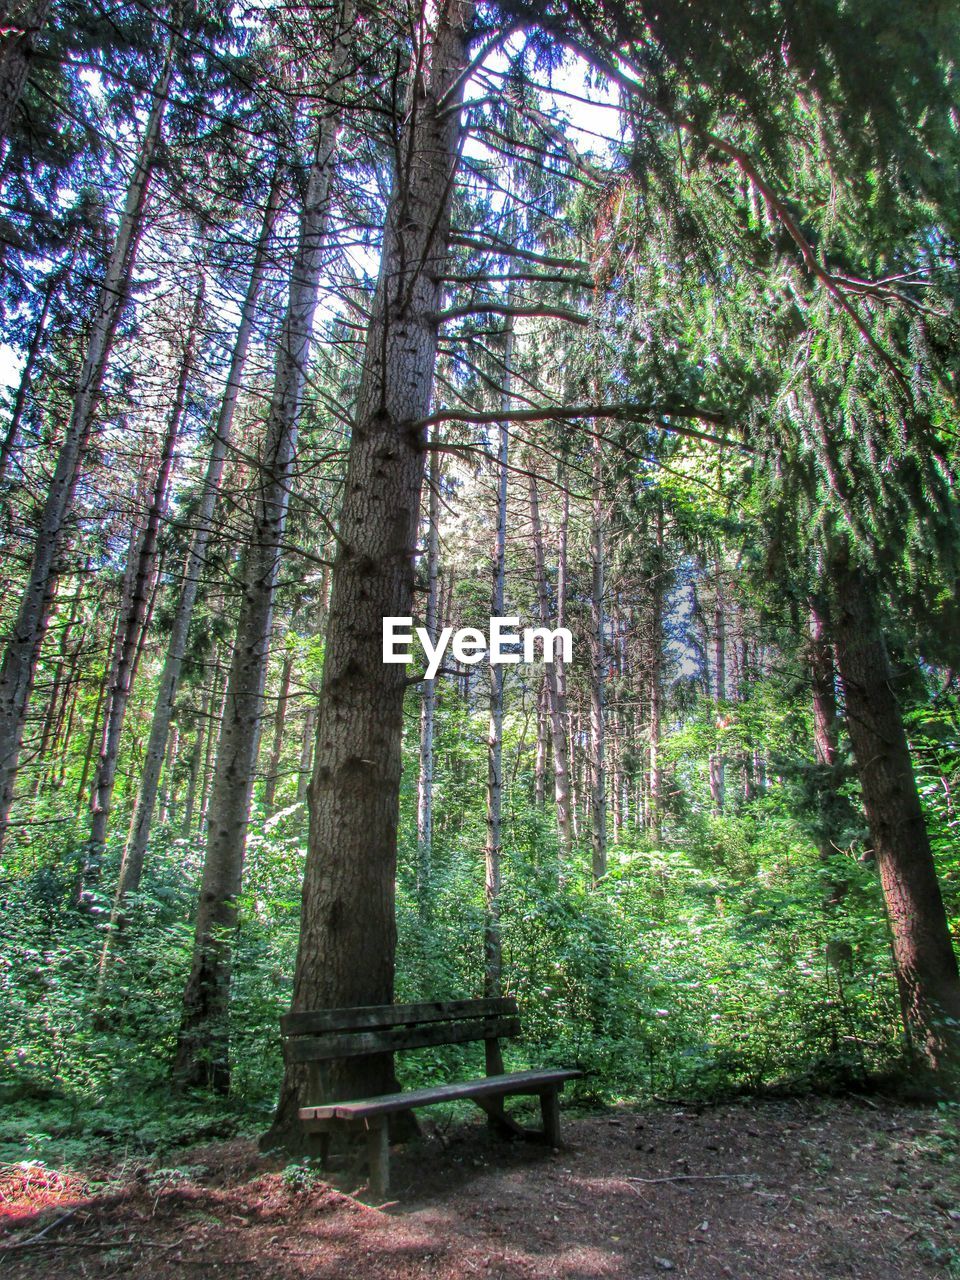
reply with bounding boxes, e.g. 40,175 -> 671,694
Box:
281,997 -> 520,1065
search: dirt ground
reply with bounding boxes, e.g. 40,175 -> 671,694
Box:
1,1096 -> 958,1279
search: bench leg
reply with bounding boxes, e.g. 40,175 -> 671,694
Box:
476,1096 -> 527,1139
366,1120 -> 389,1197
539,1088 -> 561,1147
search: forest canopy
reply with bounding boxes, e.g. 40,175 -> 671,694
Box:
0,0 -> 959,1169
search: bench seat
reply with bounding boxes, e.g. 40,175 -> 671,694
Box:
299,1066 -> 582,1122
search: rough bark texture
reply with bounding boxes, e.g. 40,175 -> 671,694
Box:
266,0 -> 475,1149
116,176 -> 282,903
0,41 -> 173,850
829,547 -> 960,1079
174,27 -> 351,1091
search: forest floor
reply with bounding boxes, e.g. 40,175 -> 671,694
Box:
0,1095 -> 958,1279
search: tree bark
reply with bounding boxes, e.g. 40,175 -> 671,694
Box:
266,0 -> 475,1148
0,37 -> 174,851
174,21 -> 352,1090
829,545 -> 960,1078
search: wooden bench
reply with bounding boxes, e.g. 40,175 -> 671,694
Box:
283,997 -> 582,1195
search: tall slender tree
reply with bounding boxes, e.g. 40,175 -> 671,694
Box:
174,0 -> 356,1089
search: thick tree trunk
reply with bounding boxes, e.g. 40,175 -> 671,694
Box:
829,546 -> 960,1078
0,40 -> 174,851
80,282 -> 204,896
416,441 -> 441,911
588,441 -> 606,882
174,29 -> 352,1090
266,0 -> 475,1149
528,471 -> 573,856
116,176 -> 282,901
484,312 -> 512,994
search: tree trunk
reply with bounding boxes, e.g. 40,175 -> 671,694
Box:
116,174 -> 282,901
484,310 -> 512,995
708,559 -> 726,813
588,440 -> 606,881
80,280 -> 204,896
829,545 -> 960,1079
296,703 -> 316,808
75,625 -> 115,815
266,0 -> 474,1148
158,724 -> 180,825
528,470 -> 573,856
534,676 -> 547,809
180,700 -> 208,838
263,634 -> 296,813
0,38 -> 174,851
199,652 -> 228,831
174,26 -> 352,1090
416,439 -> 441,911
